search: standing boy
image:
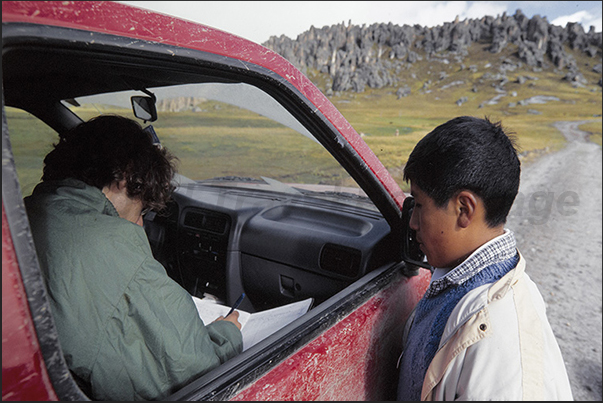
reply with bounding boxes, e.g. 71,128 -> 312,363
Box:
397,116 -> 572,400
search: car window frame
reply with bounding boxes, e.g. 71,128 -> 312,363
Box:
2,21 -> 412,400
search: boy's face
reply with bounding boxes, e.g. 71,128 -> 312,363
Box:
409,183 -> 468,269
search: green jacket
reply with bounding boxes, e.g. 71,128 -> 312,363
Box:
24,179 -> 242,400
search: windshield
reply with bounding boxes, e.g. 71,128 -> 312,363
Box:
70,82 -> 376,210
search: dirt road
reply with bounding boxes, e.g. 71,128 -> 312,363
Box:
506,120 -> 602,401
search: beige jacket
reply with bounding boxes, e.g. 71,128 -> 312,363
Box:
421,253 -> 573,400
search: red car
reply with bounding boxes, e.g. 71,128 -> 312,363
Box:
2,1 -> 430,400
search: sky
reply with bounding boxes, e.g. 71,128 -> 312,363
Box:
119,1 -> 603,45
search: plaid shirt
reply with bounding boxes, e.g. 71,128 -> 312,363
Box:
425,229 -> 517,297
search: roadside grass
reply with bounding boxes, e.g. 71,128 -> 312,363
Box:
579,120 -> 603,146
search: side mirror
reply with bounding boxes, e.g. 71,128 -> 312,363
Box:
131,95 -> 157,122
401,196 -> 432,270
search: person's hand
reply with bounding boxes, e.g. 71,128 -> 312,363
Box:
213,310 -> 242,330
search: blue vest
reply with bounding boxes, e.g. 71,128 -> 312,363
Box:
397,254 -> 518,401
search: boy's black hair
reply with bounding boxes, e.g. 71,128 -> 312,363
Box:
403,116 -> 520,227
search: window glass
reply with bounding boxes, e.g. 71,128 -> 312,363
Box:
4,107 -> 58,196
73,82 -> 377,211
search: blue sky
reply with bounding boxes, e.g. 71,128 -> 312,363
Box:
120,1 -> 602,45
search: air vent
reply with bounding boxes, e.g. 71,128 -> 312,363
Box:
183,210 -> 230,234
184,211 -> 204,229
203,214 -> 228,233
320,244 -> 361,278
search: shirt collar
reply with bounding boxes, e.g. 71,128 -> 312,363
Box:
425,229 -> 517,297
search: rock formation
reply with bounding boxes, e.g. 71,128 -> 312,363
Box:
262,10 -> 602,93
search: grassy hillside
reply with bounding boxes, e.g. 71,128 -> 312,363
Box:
313,44 -> 602,188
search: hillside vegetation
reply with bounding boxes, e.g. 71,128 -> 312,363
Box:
264,10 -> 602,188
327,44 -> 602,187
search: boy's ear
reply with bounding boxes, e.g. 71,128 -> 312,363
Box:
456,190 -> 478,228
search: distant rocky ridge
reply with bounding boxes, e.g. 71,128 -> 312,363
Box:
156,97 -> 207,113
262,9 -> 602,93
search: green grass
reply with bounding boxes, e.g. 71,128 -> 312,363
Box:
5,109 -> 58,196
5,106 -> 353,196
579,121 -> 603,146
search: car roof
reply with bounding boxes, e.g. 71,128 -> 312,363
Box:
1,1 -> 307,96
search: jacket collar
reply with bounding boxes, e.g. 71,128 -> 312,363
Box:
31,178 -> 119,217
437,252 -> 524,348
487,251 -> 526,303
421,252 -> 526,400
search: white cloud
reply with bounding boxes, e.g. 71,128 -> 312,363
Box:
121,1 -> 601,44
464,1 -> 508,20
346,1 -> 508,28
551,10 -> 602,32
122,1 -> 514,43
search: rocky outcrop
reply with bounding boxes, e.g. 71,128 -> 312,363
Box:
262,10 -> 602,92
156,97 -> 207,112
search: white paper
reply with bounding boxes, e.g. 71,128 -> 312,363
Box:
192,297 -> 251,328
192,296 -> 313,351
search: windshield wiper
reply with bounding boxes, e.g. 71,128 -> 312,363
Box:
200,176 -> 301,195
260,176 -> 301,195
204,176 -> 263,183
297,189 -> 371,202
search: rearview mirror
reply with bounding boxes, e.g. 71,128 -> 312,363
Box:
131,95 -> 157,122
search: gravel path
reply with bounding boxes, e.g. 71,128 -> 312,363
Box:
506,120 -> 602,401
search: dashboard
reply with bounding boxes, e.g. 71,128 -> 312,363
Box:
144,183 -> 397,312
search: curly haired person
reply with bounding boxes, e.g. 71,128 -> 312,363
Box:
25,115 -> 242,400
